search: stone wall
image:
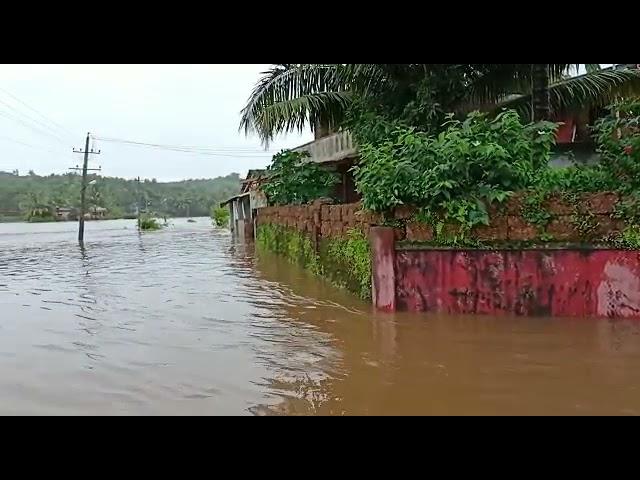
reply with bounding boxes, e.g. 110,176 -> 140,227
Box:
255,202 -> 375,300
256,202 -> 380,240
257,193 -> 640,319
256,192 -> 624,245
394,192 -> 623,244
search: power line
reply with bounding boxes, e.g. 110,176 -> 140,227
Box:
0,109 -> 69,147
0,135 -> 68,156
0,85 -> 76,140
94,136 -> 276,158
97,142 -> 275,156
0,97 -> 71,144
95,135 -> 277,152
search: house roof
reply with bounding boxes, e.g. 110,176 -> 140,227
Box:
220,191 -> 250,208
243,169 -> 267,181
241,169 -> 269,194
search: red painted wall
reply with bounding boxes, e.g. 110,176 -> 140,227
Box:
395,249 -> 640,319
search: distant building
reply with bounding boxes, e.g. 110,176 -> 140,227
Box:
87,207 -> 108,220
220,170 -> 268,240
55,207 -> 74,221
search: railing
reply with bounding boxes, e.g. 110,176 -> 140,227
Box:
292,131 -> 358,164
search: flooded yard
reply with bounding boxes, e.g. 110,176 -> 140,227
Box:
1,218 -> 640,415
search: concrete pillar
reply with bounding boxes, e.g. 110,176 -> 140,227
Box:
243,219 -> 254,242
369,227 -> 397,312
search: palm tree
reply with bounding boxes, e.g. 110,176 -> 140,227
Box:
239,64 -> 352,144
240,64 -> 640,143
532,64 -> 550,121
500,64 -> 640,121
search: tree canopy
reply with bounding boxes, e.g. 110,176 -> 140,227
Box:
0,172 -> 241,220
240,64 -> 640,143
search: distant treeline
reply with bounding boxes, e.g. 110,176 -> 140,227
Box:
0,171 -> 241,220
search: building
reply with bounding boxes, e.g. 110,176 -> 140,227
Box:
55,207 -> 74,221
220,170 -> 268,240
87,207 -> 108,220
292,130 -> 360,204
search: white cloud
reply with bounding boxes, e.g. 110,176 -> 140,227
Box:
0,64 -> 312,181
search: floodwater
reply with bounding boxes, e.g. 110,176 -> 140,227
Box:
1,218 -> 640,416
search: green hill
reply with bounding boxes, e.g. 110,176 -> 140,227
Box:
0,171 -> 241,221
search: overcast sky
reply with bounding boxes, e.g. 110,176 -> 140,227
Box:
1,64 -> 616,182
0,64 -> 312,182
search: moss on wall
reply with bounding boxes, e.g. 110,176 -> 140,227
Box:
256,224 -> 320,274
256,224 -> 371,301
319,229 -> 372,300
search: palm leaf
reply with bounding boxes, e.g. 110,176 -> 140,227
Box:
498,68 -> 640,118
464,64 -> 581,107
239,64 -> 350,144
251,91 -> 352,141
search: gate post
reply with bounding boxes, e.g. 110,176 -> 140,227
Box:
369,226 -> 397,312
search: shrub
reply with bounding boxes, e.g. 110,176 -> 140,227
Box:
139,214 -> 162,231
352,110 -> 559,229
263,150 -> 339,205
211,206 -> 230,227
592,99 -> 640,194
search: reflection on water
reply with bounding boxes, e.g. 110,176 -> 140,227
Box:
1,218 -> 640,415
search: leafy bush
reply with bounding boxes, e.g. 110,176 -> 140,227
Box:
353,110 -> 559,228
211,206 -> 230,227
139,215 -> 162,231
592,99 -> 640,194
27,208 -> 56,223
521,100 -> 640,198
263,150 -> 339,206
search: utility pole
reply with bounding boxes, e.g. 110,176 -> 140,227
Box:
135,176 -> 142,230
70,132 -> 101,243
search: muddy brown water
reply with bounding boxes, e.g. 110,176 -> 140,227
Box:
1,218 -> 640,415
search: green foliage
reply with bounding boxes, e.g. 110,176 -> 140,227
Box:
592,99 -> 640,194
257,224 -> 372,300
263,150 -> 339,205
530,163 -> 618,194
241,64 -> 640,144
521,191 -> 552,231
138,215 -> 162,231
353,110 -> 558,230
0,172 -> 241,221
27,209 -> 56,223
325,229 -> 372,300
559,191 -> 598,240
613,194 -> 640,225
618,226 -> 640,249
211,206 -> 230,227
539,232 -> 555,242
514,100 -> 640,243
256,224 -> 320,274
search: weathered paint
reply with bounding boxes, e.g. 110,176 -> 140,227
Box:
394,249 -> 640,319
370,227 -> 396,312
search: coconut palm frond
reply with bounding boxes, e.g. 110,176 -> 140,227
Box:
239,64 -> 349,144
499,68 -> 640,118
250,91 -> 353,143
463,64 -> 578,106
